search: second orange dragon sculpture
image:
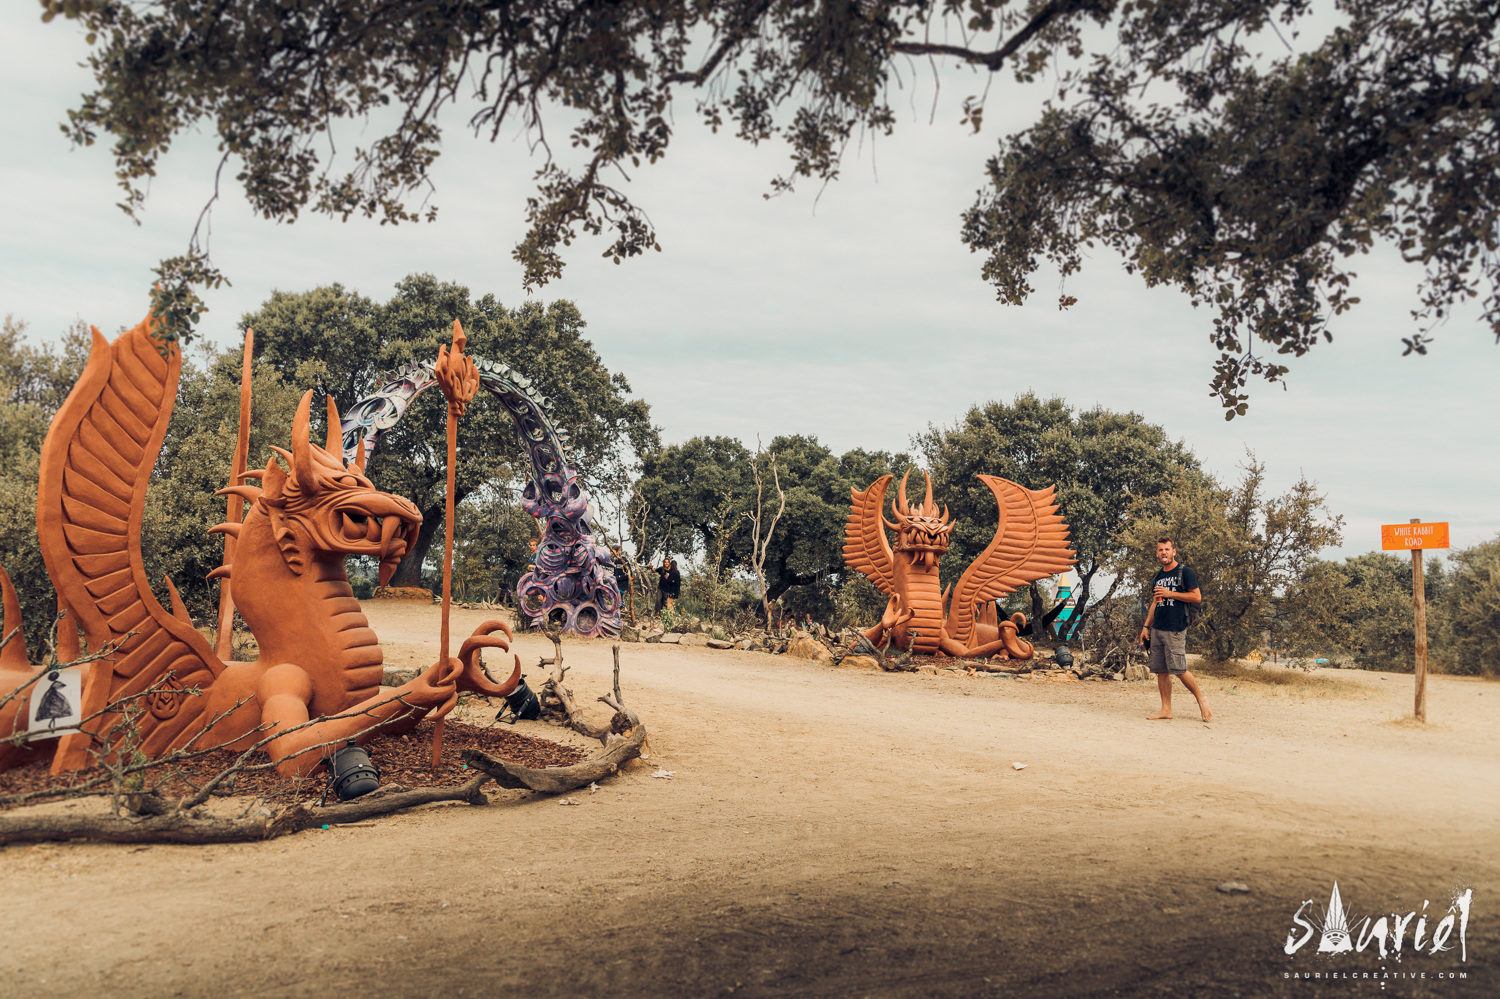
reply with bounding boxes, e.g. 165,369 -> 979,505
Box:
843,471 -> 1076,661
0,313 -> 520,776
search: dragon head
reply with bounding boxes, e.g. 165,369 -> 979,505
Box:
885,469 -> 954,569
219,391 -> 422,586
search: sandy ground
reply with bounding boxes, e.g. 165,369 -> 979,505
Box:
2,600 -> 1497,998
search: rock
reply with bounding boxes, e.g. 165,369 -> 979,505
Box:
786,633 -> 833,663
916,665 -> 939,675
382,666 -> 419,686
1124,663 -> 1149,681
372,586 -> 435,601
679,632 -> 709,647
735,639 -> 754,650
706,639 -> 735,650
644,629 -> 665,643
1217,881 -> 1251,895
837,654 -> 880,671
688,616 -> 702,632
620,624 -> 641,642
659,632 -> 683,644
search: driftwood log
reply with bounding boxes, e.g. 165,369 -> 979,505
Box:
0,777 -> 491,846
0,726 -> 649,846
462,724 -> 647,794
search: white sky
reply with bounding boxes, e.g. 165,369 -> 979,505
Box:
2,10 -> 1496,564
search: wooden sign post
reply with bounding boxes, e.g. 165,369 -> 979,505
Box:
1381,520 -> 1450,722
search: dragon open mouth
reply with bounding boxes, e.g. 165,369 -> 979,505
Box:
327,497 -> 421,586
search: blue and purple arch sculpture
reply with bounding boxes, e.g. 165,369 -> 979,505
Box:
339,357 -> 622,638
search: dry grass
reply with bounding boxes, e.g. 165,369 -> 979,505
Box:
1191,657 -> 1369,695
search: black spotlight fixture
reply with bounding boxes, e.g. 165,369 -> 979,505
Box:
496,674 -> 541,723
320,742 -> 380,804
1053,644 -> 1074,668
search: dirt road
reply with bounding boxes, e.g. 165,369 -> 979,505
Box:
2,602 -> 1496,998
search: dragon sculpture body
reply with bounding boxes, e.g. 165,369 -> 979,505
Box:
843,471 -> 1076,660
0,315 -> 519,776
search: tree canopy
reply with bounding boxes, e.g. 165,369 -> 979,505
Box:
631,434 -> 909,611
42,0 -> 1500,412
243,275 -> 658,585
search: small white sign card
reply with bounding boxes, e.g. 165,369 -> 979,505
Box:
27,666 -> 83,742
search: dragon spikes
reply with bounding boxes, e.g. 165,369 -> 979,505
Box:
889,469 -> 951,526
325,396 -> 343,458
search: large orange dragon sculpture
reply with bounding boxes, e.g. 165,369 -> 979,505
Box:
843,471 -> 1076,660
0,314 -> 520,776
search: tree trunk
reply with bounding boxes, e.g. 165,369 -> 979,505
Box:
389,489 -> 468,588
1029,583 -> 1047,637
764,563 -> 817,608
1062,564 -> 1098,640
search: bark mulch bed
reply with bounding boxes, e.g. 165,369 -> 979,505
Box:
0,720 -> 587,808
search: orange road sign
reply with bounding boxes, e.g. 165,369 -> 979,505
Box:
1381,521 -> 1449,550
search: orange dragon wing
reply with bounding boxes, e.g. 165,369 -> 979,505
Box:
842,474 -> 897,596
38,316 -> 226,770
945,475 -> 1076,650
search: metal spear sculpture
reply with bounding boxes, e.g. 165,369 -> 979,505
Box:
430,320 -> 481,767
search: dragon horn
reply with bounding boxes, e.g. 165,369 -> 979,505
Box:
896,469 -> 912,516
291,390 -> 315,486
922,470 -> 935,515
325,395 -> 344,463
354,436 -> 367,475
214,485 -> 264,503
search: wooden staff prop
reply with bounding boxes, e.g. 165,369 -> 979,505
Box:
215,328 -> 255,661
431,320 -> 480,766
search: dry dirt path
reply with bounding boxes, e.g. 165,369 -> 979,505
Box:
2,601 -> 1496,998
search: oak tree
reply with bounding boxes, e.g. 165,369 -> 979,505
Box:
42,0 -> 1500,412
243,275 -> 657,586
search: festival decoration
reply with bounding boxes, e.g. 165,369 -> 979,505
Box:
337,356 -> 621,637
842,471 -> 1076,660
430,321 -> 482,766
0,313 -> 523,776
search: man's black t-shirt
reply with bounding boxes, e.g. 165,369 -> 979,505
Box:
1151,563 -> 1199,632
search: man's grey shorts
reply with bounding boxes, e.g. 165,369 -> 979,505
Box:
1147,627 -> 1188,675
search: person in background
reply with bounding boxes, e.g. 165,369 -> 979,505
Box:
656,557 -> 681,613
609,547 -> 630,596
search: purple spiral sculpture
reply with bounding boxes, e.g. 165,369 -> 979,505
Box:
340,357 -> 621,638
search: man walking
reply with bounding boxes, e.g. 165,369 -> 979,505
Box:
1137,537 -> 1212,722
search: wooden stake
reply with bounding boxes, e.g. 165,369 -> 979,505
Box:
215,328 -> 254,661
1412,517 -> 1428,723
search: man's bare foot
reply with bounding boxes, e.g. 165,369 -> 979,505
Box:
1147,709 -> 1173,720
1199,704 -> 1213,722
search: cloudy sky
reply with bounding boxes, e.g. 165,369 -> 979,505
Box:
2,9 -> 1496,563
